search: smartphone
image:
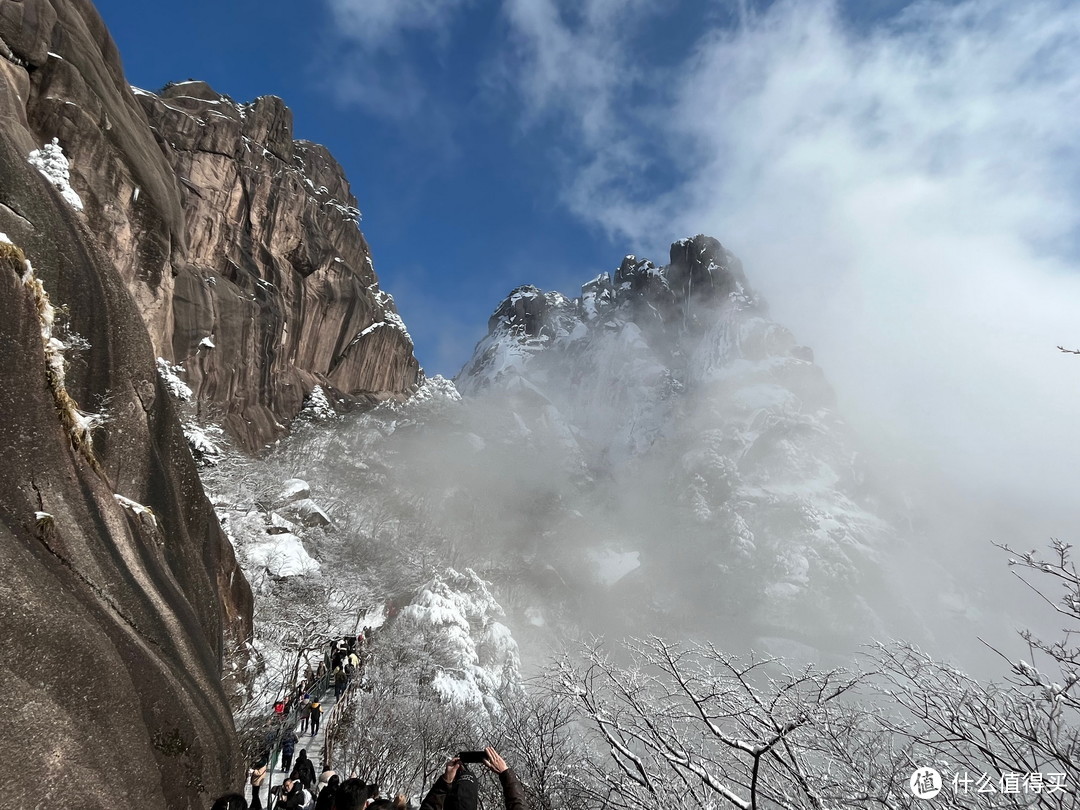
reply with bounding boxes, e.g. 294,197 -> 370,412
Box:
458,750 -> 487,763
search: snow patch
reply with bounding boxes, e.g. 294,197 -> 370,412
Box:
114,494 -> 157,528
588,548 -> 641,586
244,532 -> 321,578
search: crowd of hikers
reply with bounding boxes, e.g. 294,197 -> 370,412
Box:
210,747 -> 527,810
205,619 -> 533,809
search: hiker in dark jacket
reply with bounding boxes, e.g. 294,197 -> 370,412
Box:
308,697 -> 322,736
281,729 -> 299,773
291,748 -> 317,791
314,774 -> 339,810
334,778 -> 375,810
273,778 -> 304,809
420,747 -> 525,810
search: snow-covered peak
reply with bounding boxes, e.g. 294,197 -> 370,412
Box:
451,236 -> 900,649
457,235 -> 764,398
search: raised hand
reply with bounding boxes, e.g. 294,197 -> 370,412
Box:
443,757 -> 462,784
483,747 -> 509,774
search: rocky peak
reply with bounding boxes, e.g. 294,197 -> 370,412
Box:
128,76 -> 418,449
454,236 -> 899,652
460,236 -> 763,393
667,233 -> 753,304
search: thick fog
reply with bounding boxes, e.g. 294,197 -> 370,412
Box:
267,0 -> 1080,678
467,0 -> 1080,665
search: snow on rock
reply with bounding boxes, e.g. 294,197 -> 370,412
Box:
156,358 -> 192,401
114,494 -> 157,528
268,511 -> 302,534
28,138 -> 84,212
198,336 -> 216,349
275,478 -> 311,505
244,532 -> 321,578
283,498 -> 331,528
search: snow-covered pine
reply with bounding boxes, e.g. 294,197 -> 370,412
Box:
298,385 -> 336,420
28,138 -> 84,212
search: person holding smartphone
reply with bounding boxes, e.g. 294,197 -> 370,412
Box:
420,746 -> 525,810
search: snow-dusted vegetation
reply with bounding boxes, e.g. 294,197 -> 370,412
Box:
146,237 -> 1080,808
27,138 -> 84,212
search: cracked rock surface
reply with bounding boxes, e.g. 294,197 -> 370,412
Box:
0,0 -> 419,805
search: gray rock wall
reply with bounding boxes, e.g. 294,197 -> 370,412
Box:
0,0 -> 418,804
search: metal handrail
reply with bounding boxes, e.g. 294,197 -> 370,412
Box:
261,653 -> 332,804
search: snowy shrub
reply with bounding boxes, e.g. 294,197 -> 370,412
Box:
411,374 -> 462,404
184,421 -> 224,466
395,567 -> 522,713
28,138 -> 84,212
298,385 -> 336,420
156,357 -> 193,401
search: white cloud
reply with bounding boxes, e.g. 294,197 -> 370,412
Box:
503,0 -> 1080,520
327,0 -> 474,50
323,0 -> 476,118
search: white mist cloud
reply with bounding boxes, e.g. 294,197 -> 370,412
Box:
326,0 -> 475,50
323,0 -> 475,119
506,0 -> 1080,525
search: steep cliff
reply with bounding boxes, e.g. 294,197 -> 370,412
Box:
10,1 -> 419,452
134,81 -> 420,449
0,0 -> 414,805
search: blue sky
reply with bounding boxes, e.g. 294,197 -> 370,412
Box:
93,0 -> 1080,520
93,0 -> 909,378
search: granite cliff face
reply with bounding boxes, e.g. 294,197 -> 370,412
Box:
8,1 -> 419,452
134,81 -> 420,449
0,0 -> 416,805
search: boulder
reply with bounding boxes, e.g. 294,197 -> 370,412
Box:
276,478 -> 312,506
286,498 -> 332,528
